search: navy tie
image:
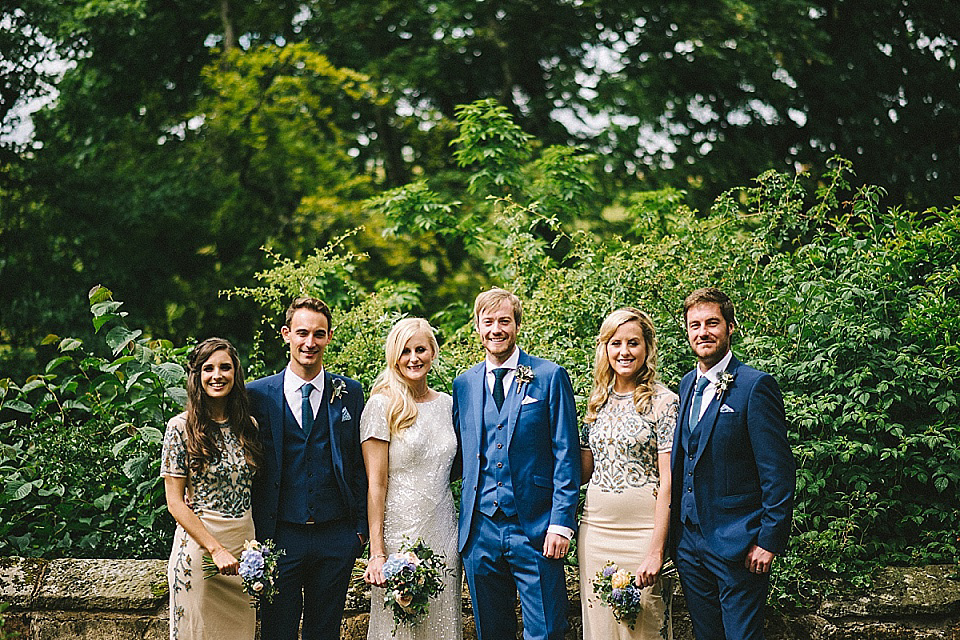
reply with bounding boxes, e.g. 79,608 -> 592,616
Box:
301,383 -> 315,438
690,376 -> 710,429
493,368 -> 509,411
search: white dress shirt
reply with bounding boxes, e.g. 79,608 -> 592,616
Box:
485,347 -> 573,541
283,366 -> 325,430
693,350 -> 734,423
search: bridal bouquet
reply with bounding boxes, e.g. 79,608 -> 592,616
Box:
380,539 -> 448,633
204,539 -> 284,607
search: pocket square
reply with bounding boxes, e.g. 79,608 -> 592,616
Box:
521,396 -> 540,405
341,407 -> 352,421
720,404 -> 735,413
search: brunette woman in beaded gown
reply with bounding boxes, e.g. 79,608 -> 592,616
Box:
361,318 -> 462,640
161,338 -> 263,640
578,309 -> 678,640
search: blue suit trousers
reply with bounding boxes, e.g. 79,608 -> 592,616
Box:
463,511 -> 569,640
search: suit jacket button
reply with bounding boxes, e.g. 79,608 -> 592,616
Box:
497,444 -> 503,449
688,454 -> 694,460
687,486 -> 692,492
477,454 -> 481,459
497,462 -> 503,468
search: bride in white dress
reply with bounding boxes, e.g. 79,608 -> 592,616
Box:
361,318 -> 462,640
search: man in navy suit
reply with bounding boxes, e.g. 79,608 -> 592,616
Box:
671,287 -> 795,640
453,288 -> 580,640
248,297 -> 367,640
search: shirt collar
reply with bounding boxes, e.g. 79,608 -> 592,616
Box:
485,347 -> 520,374
697,350 -> 733,384
284,365 -> 325,394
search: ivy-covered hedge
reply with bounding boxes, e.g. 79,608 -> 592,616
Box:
1,101 -> 957,609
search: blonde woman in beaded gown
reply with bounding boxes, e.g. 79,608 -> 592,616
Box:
578,309 -> 678,640
361,318 -> 462,640
161,338 -> 263,640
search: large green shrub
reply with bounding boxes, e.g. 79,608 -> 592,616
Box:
0,286 -> 187,558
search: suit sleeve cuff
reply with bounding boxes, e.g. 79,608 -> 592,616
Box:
547,524 -> 574,540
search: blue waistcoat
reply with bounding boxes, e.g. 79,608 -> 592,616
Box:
680,410 -> 704,525
477,383 -> 517,517
277,401 -> 347,524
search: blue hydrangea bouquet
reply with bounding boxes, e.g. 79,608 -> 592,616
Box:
204,538 -> 284,607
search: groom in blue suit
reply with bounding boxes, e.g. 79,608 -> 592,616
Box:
453,288 -> 580,640
248,297 -> 367,640
670,288 -> 795,640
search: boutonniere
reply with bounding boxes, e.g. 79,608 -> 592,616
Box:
330,378 -> 346,404
516,365 -> 535,392
716,371 -> 735,399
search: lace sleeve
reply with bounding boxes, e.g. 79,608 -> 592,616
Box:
656,393 -> 679,454
160,413 -> 188,478
360,393 -> 391,443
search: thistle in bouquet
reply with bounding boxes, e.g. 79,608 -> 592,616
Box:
380,539 -> 448,634
592,562 -> 646,629
204,539 -> 284,607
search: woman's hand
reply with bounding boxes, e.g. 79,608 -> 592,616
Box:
634,554 -> 663,588
210,547 -> 240,575
364,554 -> 387,587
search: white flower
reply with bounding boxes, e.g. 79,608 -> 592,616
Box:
330,378 -> 347,403
516,365 -> 535,392
716,371 -> 735,398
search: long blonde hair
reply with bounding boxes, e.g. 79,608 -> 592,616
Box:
585,308 -> 660,423
370,318 -> 440,436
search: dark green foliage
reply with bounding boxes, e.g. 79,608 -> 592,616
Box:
0,286 -> 187,558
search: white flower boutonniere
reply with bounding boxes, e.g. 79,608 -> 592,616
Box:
716,371 -> 735,399
330,378 -> 347,404
515,365 -> 535,392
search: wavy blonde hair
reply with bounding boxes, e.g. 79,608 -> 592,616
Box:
585,308 -> 660,423
370,318 -> 440,436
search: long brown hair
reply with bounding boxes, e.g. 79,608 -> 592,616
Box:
585,308 -> 660,423
183,338 -> 263,474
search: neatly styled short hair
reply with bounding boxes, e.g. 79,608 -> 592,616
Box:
682,287 -> 736,327
284,297 -> 333,330
473,287 -> 523,327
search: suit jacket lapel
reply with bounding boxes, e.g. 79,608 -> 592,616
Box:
505,350 -> 529,445
468,363 -> 486,447
692,355 -> 742,465
324,371 -> 345,480
270,372 -> 286,470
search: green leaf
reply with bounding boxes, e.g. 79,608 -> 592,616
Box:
5,480 -> 34,501
93,493 -> 116,510
88,285 -> 113,305
111,437 -> 133,457
105,326 -> 142,356
137,426 -> 163,445
1,400 -> 33,414
154,362 -> 185,385
46,356 -> 73,373
122,455 -> 150,480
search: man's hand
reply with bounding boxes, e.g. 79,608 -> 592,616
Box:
744,544 -> 775,574
542,533 -> 569,559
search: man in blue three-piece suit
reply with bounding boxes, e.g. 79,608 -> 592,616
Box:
248,297 -> 367,640
452,287 -> 581,640
670,288 -> 795,640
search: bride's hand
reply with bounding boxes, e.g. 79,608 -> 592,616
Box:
364,554 -> 387,587
211,547 -> 239,575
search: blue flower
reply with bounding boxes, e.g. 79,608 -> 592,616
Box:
602,564 -> 617,577
238,550 -> 265,579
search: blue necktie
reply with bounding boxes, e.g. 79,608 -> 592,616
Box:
301,383 -> 315,438
492,368 -> 509,411
689,376 -> 710,430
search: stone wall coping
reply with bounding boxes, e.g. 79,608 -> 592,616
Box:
2,557 -> 958,622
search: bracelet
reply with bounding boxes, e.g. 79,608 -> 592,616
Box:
372,553 -> 387,560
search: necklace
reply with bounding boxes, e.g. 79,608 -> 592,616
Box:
610,389 -> 634,399
411,386 -> 430,400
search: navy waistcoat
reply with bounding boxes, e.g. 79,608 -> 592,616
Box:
277,400 -> 347,524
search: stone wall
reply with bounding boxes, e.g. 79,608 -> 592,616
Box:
2,557 -> 959,639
